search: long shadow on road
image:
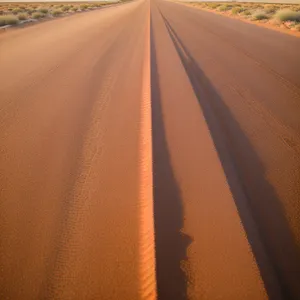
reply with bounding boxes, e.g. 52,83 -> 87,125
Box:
151,23 -> 192,300
161,14 -> 300,300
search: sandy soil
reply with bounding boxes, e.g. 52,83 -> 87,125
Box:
1,0 -> 300,299
151,1 -> 267,299
180,2 -> 300,38
152,1 -> 300,299
0,1 -> 154,299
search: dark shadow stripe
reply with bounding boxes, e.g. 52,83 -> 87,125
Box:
159,10 -> 300,300
150,16 -> 192,300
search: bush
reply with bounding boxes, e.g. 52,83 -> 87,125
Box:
252,11 -> 269,21
26,9 -> 35,15
264,5 -> 277,14
61,6 -> 71,12
242,10 -> 251,16
0,16 -> 5,26
12,8 -> 22,14
0,15 -> 19,26
231,7 -> 244,15
206,3 -> 219,9
17,13 -> 28,20
71,7 -> 78,12
218,5 -> 232,12
51,9 -> 63,17
39,8 -> 49,14
289,21 -> 300,28
32,12 -> 45,19
275,9 -> 300,22
252,4 -> 263,10
80,4 -> 89,10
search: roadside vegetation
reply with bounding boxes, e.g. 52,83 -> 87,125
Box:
0,1 -> 119,28
185,2 -> 300,33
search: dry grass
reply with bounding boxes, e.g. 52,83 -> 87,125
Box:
12,8 -> 22,14
275,9 -> 300,22
80,4 -> 89,10
218,4 -> 232,12
17,13 -> 29,21
252,10 -> 269,20
61,6 -> 71,12
231,7 -> 244,15
0,2 -> 121,27
264,5 -> 278,14
39,7 -> 49,14
32,12 -> 45,19
51,9 -> 63,17
184,2 -> 300,33
242,10 -> 252,16
0,15 -> 19,26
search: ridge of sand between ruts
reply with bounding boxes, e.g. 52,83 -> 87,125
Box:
138,3 -> 157,299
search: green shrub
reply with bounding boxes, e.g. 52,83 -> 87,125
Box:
0,15 -> 19,26
32,12 -> 45,19
51,9 -> 63,17
252,11 -> 269,21
275,9 -> 300,22
17,13 -> 28,20
39,8 -> 49,14
218,5 -> 232,12
71,7 -> 78,12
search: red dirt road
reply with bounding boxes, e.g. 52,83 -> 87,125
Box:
0,2 -> 154,299
1,0 -> 300,299
151,1 -> 300,299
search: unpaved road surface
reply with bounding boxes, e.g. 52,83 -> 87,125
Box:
1,0 -> 300,299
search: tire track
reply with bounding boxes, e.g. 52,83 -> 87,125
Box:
37,4 -> 153,298
42,67 -> 119,299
